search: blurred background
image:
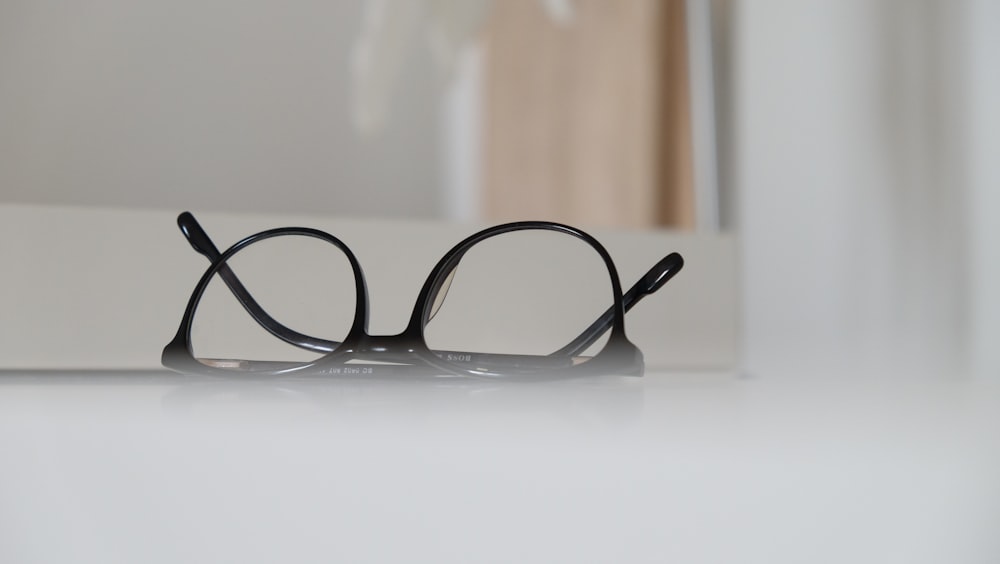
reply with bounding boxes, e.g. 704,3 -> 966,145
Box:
1,0 -> 996,376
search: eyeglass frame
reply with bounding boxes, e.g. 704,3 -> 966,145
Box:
161,212 -> 684,379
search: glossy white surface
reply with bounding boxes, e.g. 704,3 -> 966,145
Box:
2,369 -> 997,563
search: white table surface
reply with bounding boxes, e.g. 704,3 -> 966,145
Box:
2,368 -> 997,564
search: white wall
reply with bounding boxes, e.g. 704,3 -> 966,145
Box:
735,0 -> 994,376
6,0 -> 993,376
966,0 -> 1000,377
0,0 -> 445,218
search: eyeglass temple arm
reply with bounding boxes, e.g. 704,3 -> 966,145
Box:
176,212 -> 338,353
550,252 -> 684,358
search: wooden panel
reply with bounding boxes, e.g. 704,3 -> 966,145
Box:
481,0 -> 694,229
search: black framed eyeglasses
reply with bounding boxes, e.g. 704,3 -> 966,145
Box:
162,212 -> 683,379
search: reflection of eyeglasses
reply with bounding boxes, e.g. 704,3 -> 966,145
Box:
161,212 -> 683,379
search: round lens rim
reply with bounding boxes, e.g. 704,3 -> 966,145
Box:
403,221 -> 640,377
162,226 -> 371,376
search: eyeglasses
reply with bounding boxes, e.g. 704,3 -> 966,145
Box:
162,212 -> 683,379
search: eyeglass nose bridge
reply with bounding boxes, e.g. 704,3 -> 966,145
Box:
351,333 -> 425,355
315,331 -> 440,370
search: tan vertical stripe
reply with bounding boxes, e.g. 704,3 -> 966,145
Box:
481,0 -> 695,229
656,0 -> 696,228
